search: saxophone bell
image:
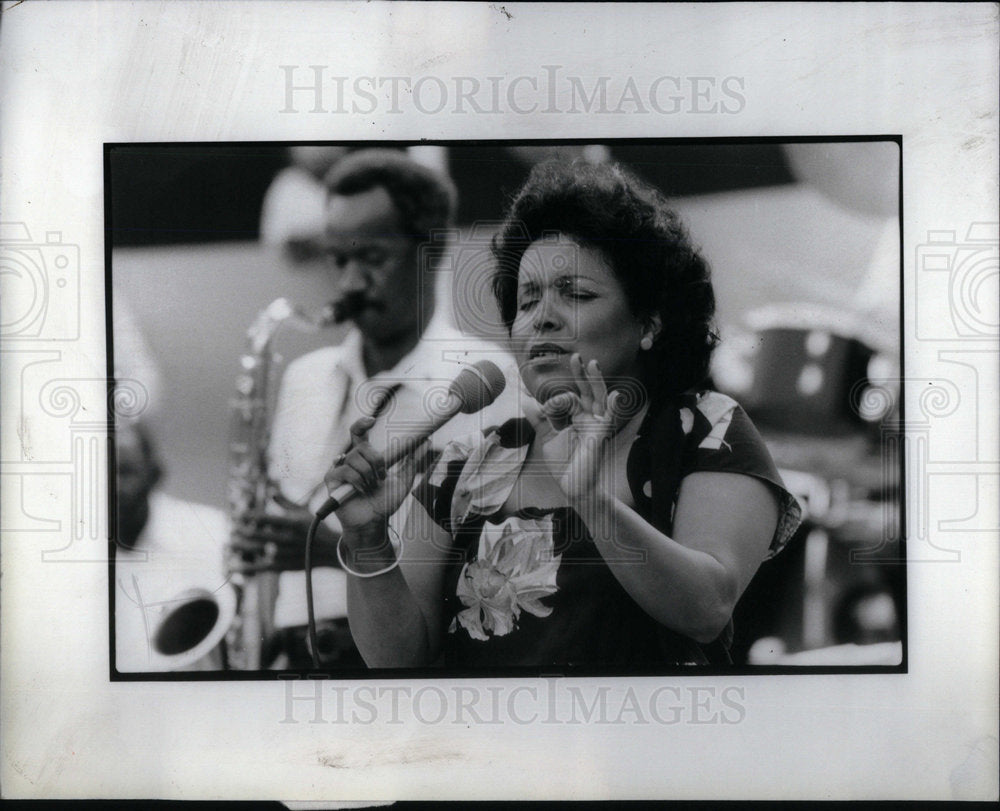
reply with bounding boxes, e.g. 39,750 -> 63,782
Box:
144,582 -> 238,670
117,297 -> 334,673
114,419 -> 235,672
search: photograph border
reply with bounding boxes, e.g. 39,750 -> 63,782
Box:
104,134 -> 908,682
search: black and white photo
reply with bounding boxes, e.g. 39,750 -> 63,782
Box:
108,140 -> 903,677
1,2 -> 996,802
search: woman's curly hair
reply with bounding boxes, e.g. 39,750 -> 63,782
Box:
491,160 -> 719,400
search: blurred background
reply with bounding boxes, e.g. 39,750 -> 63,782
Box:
109,140 -> 903,665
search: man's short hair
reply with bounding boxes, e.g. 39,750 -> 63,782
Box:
324,149 -> 457,245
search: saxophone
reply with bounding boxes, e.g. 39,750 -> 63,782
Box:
224,297 -> 334,669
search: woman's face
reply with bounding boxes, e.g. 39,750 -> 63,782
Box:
511,235 -> 650,404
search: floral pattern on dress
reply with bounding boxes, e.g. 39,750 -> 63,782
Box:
692,391 -> 738,450
428,437 -> 476,488
427,396 -> 804,650
452,515 -> 561,641
438,431 -> 530,528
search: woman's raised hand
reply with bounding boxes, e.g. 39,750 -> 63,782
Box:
323,416 -> 425,532
539,353 -> 626,501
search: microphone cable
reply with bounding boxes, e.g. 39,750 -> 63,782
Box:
304,511 -> 324,669
304,382 -> 401,669
302,362 -> 504,669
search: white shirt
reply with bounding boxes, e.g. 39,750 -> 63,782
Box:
268,319 -> 521,628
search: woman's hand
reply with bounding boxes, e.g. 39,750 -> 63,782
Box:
323,416 -> 424,533
538,353 -> 626,502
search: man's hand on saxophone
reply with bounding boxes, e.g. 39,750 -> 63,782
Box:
229,506 -> 340,572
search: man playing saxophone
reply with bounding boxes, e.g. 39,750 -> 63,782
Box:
232,149 -> 517,668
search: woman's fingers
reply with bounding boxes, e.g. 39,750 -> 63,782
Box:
344,451 -> 381,493
326,461 -> 369,495
351,440 -> 387,481
606,389 -> 632,432
541,390 -> 579,429
349,415 -> 377,444
585,359 -> 607,417
570,354 -> 611,419
387,439 -> 429,499
322,417 -> 385,494
569,353 -> 593,411
543,391 -> 578,414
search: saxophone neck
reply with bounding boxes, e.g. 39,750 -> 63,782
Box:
248,297 -> 336,351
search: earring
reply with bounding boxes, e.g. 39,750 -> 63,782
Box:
640,335 -> 654,351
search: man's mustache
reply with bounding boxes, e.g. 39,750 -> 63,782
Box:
332,292 -> 386,323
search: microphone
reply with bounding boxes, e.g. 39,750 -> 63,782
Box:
315,360 -> 506,519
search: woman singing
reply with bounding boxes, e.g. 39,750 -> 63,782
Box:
328,161 -> 801,668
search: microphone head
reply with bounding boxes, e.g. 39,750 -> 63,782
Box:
448,360 -> 507,414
